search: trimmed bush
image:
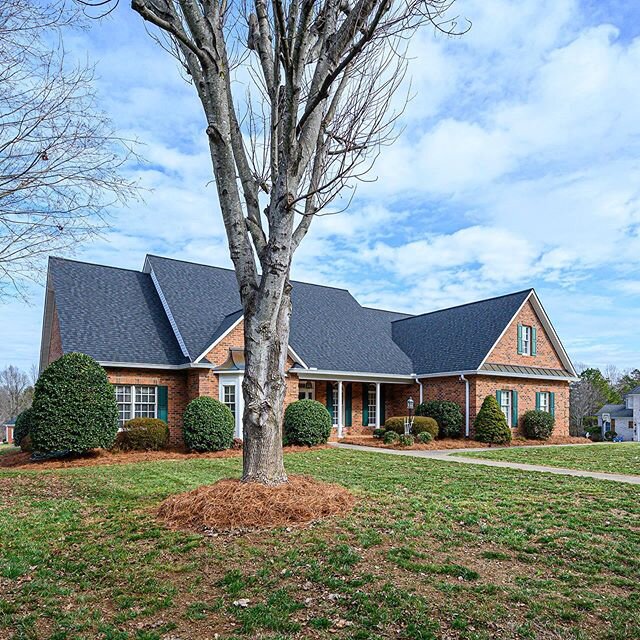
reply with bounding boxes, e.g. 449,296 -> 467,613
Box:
183,396 -> 234,452
415,400 -> 463,438
417,432 -> 433,444
232,438 -> 243,450
383,430 -> 399,444
411,417 -> 439,439
372,428 -> 386,439
117,418 -> 169,451
13,408 -> 33,449
284,399 -> 332,446
604,430 -> 617,442
522,410 -> 555,440
30,353 -> 118,453
474,395 -> 512,444
398,434 -> 414,447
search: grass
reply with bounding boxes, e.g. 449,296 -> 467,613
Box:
453,442 -> 640,475
0,443 -> 17,456
0,448 -> 639,639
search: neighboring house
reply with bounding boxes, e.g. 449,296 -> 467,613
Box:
39,255 -> 577,444
1,417 -> 15,444
597,387 -> 640,441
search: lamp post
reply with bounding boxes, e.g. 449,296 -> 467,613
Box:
405,396 -> 415,435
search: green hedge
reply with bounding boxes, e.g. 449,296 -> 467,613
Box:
30,353 -> 118,453
474,395 -> 512,444
284,400 -> 332,446
522,410 -> 555,440
117,418 -> 170,451
415,400 -> 463,438
183,397 -> 234,451
13,408 -> 33,449
385,416 -> 439,439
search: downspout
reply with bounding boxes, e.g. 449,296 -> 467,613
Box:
459,374 -> 470,438
417,379 -> 423,404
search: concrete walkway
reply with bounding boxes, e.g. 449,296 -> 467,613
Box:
331,443 -> 640,485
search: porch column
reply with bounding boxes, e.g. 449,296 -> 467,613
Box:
337,381 -> 344,438
375,382 -> 381,428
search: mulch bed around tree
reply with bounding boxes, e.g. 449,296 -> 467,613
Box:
339,436 -> 591,450
157,474 -> 356,533
0,445 -> 329,470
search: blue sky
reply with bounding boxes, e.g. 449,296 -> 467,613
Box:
2,0 -> 640,372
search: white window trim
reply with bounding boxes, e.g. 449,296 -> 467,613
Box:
116,384 -> 158,427
298,380 -> 316,401
539,391 -> 550,413
367,384 -> 377,427
500,390 -> 512,427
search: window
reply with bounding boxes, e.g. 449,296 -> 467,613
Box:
367,384 -> 377,427
116,385 -> 157,426
332,384 -> 339,427
521,325 -> 531,355
538,392 -> 550,413
223,384 -> 237,421
499,390 -> 512,427
298,380 -> 315,401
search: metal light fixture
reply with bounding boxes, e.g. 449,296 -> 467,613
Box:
407,396 -> 414,413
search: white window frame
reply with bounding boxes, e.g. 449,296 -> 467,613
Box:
298,380 -> 316,401
538,391 -> 550,413
500,390 -> 512,427
115,385 -> 158,427
367,384 -> 377,427
222,383 -> 237,422
332,383 -> 339,427
521,325 -> 532,356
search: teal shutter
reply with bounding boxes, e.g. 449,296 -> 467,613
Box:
550,392 -> 555,418
535,392 -> 541,411
157,386 -> 168,422
496,390 -> 502,405
345,384 -> 352,427
362,383 -> 369,426
380,385 -> 386,424
326,382 -> 333,420
512,391 -> 518,428
531,327 -> 537,356
517,324 -> 523,354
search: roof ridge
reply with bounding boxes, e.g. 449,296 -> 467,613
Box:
362,305 -> 414,316
391,288 -> 534,324
49,255 -> 144,275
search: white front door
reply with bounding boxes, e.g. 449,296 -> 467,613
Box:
219,374 -> 244,439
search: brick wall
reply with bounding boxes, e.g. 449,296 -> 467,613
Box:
47,304 -> 63,365
487,300 -> 564,369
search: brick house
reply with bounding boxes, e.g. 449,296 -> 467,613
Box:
39,255 -> 577,444
1,417 -> 15,444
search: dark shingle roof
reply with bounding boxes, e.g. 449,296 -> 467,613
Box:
49,257 -> 187,365
597,404 -> 632,418
391,290 -> 532,375
627,385 -> 640,395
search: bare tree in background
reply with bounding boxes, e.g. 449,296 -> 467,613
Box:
0,365 -> 34,423
110,0 -> 465,485
0,0 -> 138,299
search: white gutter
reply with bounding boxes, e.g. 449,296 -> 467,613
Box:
459,374 -> 470,437
99,361 -> 217,370
295,369 -> 415,384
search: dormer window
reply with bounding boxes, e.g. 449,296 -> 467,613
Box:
517,324 -> 537,356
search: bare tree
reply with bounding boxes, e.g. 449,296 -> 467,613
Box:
0,365 -> 33,423
570,375 -> 606,435
0,0 -> 138,299
109,0 -> 466,485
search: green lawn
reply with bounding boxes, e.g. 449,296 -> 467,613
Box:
0,443 -> 17,456
453,442 -> 640,476
1,448 -> 639,640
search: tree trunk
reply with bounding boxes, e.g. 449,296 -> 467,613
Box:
241,281 -> 293,485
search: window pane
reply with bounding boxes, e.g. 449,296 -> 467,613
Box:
368,384 -> 377,426
223,385 -> 236,419
134,386 -> 156,419
332,385 -> 338,427
116,385 -> 132,426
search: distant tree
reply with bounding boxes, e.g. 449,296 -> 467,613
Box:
618,369 -> 640,396
580,368 -> 621,404
0,0 -> 137,299
0,365 -> 33,422
569,366 -> 621,435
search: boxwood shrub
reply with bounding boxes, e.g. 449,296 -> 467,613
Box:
372,428 -> 386,439
383,430 -> 399,444
30,353 -> 119,453
417,431 -> 433,444
522,409 -> 555,440
183,397 -> 234,451
384,416 -> 439,439
415,400 -> 463,438
13,407 -> 33,449
117,418 -> 170,451
284,399 -> 332,446
474,395 -> 511,444
398,434 -> 414,447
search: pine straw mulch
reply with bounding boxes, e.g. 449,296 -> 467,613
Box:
156,474 -> 356,533
340,435 -> 592,451
0,445 -> 328,470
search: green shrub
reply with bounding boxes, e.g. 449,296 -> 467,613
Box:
474,395 -> 512,444
583,423 -> 602,441
415,401 -> 463,438
383,430 -> 399,445
603,430 -> 617,441
13,408 -> 33,448
117,418 -> 169,451
384,416 -> 407,434
30,353 -> 118,453
417,432 -> 433,444
19,435 -> 33,453
398,434 -> 414,447
411,417 -> 439,439
183,396 -> 234,451
372,428 -> 386,439
284,399 -> 332,446
522,410 -> 555,440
